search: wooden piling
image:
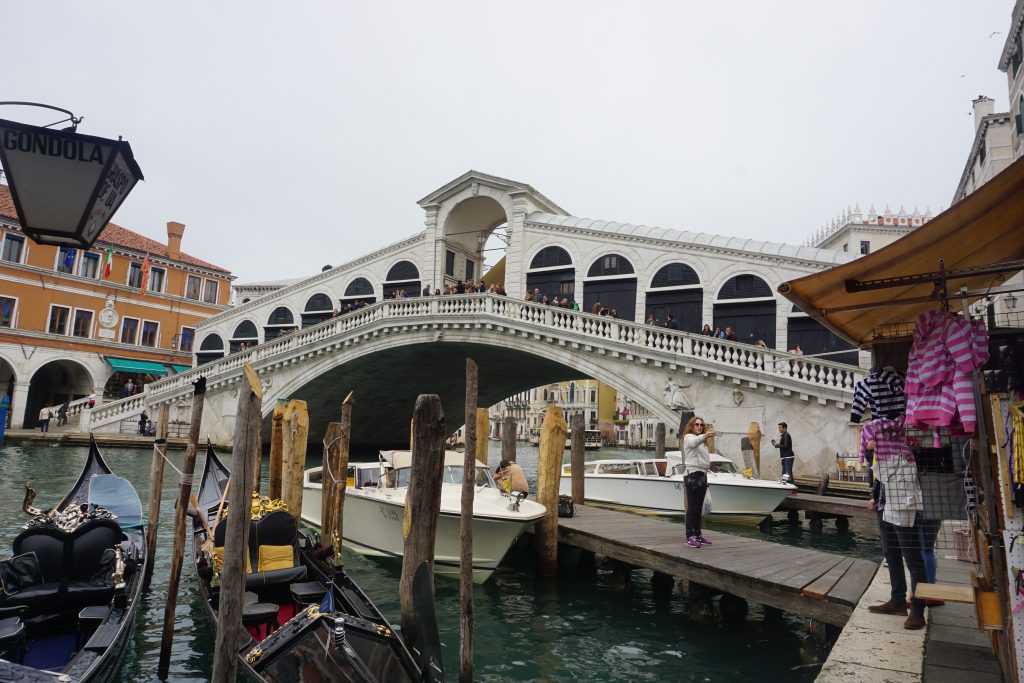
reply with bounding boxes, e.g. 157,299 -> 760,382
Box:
157,379 -> 207,678
400,395 -> 446,657
268,399 -> 287,499
536,405 -> 567,576
748,422 -> 762,476
143,404 -> 170,591
475,407 -> 488,465
655,422 -> 666,458
322,393 -> 354,556
282,400 -> 309,523
211,365 -> 263,683
570,412 -> 585,505
460,361 -> 477,683
502,415 -> 516,463
740,437 -> 756,477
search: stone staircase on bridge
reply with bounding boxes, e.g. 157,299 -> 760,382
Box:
82,294 -> 863,440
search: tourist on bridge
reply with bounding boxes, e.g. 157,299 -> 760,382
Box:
701,324 -> 713,336
138,410 -> 149,436
38,406 -> 52,433
664,314 -> 679,330
646,313 -> 657,326
713,327 -> 725,339
681,416 -> 714,549
724,326 -> 737,342
771,422 -> 795,482
57,399 -> 69,426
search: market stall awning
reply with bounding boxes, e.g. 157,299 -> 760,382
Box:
779,155 -> 1024,347
104,356 -> 170,376
169,364 -> 192,374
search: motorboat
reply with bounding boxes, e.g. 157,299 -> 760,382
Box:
558,451 -> 796,522
0,436 -> 147,681
302,450 -> 547,583
193,445 -> 436,682
565,429 -> 602,450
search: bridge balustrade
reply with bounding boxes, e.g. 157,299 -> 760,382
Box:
84,293 -> 861,430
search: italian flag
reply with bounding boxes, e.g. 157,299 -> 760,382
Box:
102,247 -> 113,279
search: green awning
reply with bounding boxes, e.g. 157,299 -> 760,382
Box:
170,364 -> 192,374
105,356 -> 170,376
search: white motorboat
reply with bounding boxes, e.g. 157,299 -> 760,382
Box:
302,450 -> 546,583
558,451 -> 796,522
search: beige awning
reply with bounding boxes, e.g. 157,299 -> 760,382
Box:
779,156 -> 1024,347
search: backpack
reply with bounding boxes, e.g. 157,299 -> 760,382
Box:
557,494 -> 575,518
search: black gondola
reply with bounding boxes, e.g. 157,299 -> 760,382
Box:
0,436 -> 147,682
193,444 -> 441,681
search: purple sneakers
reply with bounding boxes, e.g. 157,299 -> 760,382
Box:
686,536 -> 701,549
697,535 -> 712,546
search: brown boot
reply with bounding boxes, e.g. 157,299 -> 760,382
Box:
904,612 -> 925,630
868,600 -> 909,615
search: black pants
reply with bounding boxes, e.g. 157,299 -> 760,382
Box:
877,512 -> 927,615
685,471 -> 708,538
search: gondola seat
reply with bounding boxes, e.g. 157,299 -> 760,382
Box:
212,511 -> 307,589
0,615 -> 25,664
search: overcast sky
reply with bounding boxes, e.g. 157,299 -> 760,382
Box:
3,2 -> 1013,283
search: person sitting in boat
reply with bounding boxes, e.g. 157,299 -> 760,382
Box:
494,459 -> 528,495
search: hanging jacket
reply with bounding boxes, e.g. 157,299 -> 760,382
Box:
850,367 -> 906,422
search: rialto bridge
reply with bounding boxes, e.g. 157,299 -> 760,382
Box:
86,294 -> 865,475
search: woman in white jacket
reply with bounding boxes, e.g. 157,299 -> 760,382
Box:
681,415 -> 714,548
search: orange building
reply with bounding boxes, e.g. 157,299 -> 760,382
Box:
0,183 -> 233,429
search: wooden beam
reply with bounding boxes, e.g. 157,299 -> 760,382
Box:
536,405 -> 567,576
460,360 -> 477,683
142,403 -> 170,591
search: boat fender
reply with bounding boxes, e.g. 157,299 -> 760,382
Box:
557,495 -> 575,518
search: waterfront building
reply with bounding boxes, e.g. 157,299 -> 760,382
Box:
952,95 -> 1014,204
0,183 -> 233,429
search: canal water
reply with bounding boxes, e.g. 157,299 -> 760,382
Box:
0,442 -> 880,682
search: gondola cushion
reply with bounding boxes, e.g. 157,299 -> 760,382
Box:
253,511 -> 298,572
12,529 -> 66,584
0,553 -> 44,595
213,518 -> 254,573
257,545 -> 293,572
68,520 -> 122,581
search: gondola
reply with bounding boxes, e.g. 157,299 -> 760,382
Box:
0,435 -> 147,682
193,444 -> 443,682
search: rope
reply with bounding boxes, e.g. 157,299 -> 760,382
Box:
156,447 -> 199,487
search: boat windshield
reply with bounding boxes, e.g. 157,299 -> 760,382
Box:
710,460 -> 739,474
394,465 -> 492,488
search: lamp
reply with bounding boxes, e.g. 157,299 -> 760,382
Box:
0,103 -> 143,249
1006,292 -> 1018,311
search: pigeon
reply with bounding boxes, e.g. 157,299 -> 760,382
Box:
990,31 -> 1001,38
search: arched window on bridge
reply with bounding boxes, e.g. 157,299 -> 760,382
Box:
787,304 -> 858,364
383,261 -> 421,300
584,253 -> 637,321
302,293 -> 334,328
645,262 -> 702,332
526,246 -> 575,304
340,277 -> 376,309
196,334 -> 225,366
264,306 -> 295,341
713,274 -> 776,346
229,320 -> 259,353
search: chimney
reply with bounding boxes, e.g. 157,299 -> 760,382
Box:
972,95 -> 995,131
166,221 -> 185,261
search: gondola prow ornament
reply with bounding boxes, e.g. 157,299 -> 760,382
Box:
0,104 -> 143,249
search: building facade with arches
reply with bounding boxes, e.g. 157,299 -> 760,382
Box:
200,170 -> 860,371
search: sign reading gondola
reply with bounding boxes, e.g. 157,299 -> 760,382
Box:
0,118 -> 143,249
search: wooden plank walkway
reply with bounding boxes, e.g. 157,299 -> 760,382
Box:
775,493 -> 874,520
557,505 -> 878,627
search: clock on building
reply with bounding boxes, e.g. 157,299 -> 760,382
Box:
99,300 -> 119,328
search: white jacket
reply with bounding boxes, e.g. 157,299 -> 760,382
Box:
682,433 -> 711,474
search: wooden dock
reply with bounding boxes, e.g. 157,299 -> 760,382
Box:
775,492 -> 874,521
557,505 -> 877,626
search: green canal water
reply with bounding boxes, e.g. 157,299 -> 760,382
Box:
0,442 -> 881,682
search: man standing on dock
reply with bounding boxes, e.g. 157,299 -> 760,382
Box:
771,422 -> 794,482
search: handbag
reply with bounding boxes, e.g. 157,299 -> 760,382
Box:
702,488 -> 714,516
557,494 -> 575,518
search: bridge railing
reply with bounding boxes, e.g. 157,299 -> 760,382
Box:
85,293 -> 860,430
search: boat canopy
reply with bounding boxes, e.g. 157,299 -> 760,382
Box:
89,474 -> 143,528
381,450 -> 483,469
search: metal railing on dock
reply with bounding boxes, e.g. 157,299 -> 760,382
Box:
556,505 -> 877,627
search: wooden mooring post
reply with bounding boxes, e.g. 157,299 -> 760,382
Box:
570,412 -> 585,505
282,400 -> 309,524
460,361 -> 478,683
475,407 -> 488,465
321,392 -> 354,556
655,422 -> 666,458
748,422 -> 762,476
536,405 -> 567,576
157,378 -> 206,678
268,399 -> 286,499
502,415 -> 516,463
211,365 -> 263,683
400,395 -> 446,656
143,404 -> 170,590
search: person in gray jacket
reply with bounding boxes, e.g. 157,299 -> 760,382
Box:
681,416 -> 715,548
